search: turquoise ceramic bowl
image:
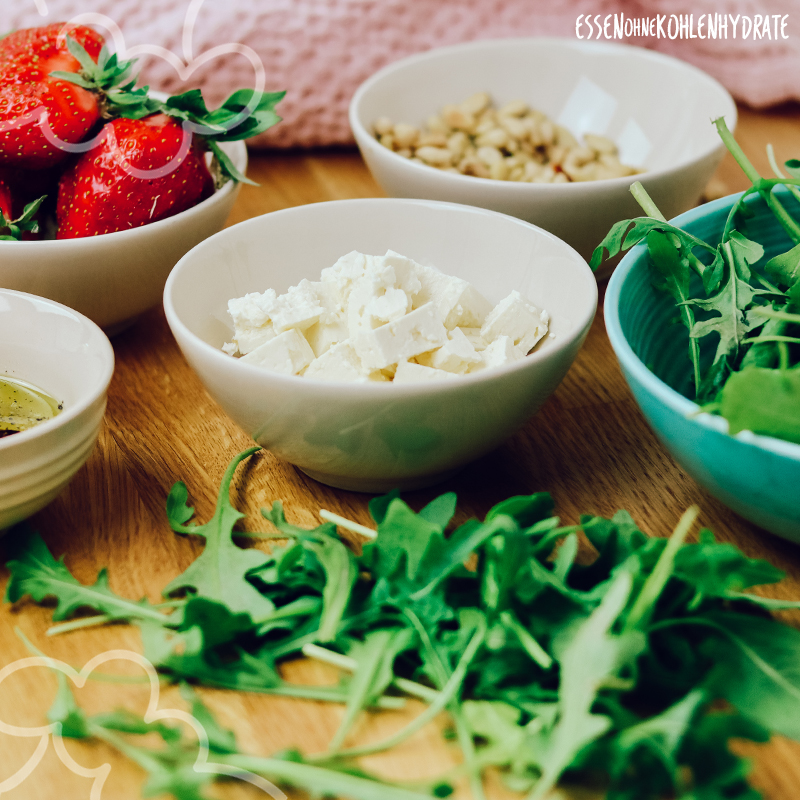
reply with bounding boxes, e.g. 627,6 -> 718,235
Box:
605,190 -> 800,542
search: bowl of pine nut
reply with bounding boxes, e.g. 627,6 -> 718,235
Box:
350,37 -> 736,263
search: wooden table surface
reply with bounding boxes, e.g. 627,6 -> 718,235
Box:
2,102 -> 800,800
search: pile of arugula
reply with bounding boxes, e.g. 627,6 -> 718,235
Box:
592,118 -> 800,443
7,447 -> 800,800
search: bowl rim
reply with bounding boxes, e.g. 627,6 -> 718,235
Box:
164,196 -> 598,396
0,288 -> 115,450
604,190 -> 800,462
349,36 -> 737,192
0,139 -> 247,249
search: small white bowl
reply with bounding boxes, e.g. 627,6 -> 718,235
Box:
0,141 -> 246,335
0,289 -> 114,531
164,198 -> 597,492
350,38 -> 736,261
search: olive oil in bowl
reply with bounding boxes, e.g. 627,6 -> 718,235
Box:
0,376 -> 62,438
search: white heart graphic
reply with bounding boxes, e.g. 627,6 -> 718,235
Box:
0,650 -> 286,799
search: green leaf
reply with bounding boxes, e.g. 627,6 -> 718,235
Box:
720,366 -> 800,443
485,493 -> 554,529
330,628 -> 415,751
688,240 -> 770,365
48,671 -> 91,739
206,139 -> 255,185
419,492 -> 457,529
591,217 -> 715,271
527,572 -> 646,800
164,448 -> 275,617
606,689 -> 706,795
180,685 -> 238,754
4,527 -> 168,624
764,244 -> 800,287
673,536 -> 786,601
696,611 -> 800,740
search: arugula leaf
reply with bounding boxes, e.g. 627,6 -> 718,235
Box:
330,628 -> 415,751
765,241 -> 800,288
605,689 -> 707,797
262,501 -> 356,641
527,572 -> 646,800
4,527 -> 168,625
720,366 -> 800,443
696,612 -> 800,740
165,448 -> 275,617
687,236 -> 771,366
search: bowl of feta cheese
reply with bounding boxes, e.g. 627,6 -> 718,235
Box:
164,198 -> 596,491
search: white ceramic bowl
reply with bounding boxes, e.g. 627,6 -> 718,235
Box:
0,141 -> 246,335
0,289 -> 114,531
350,38 -> 736,261
164,198 -> 597,492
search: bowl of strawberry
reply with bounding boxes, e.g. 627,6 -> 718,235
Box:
0,23 -> 284,333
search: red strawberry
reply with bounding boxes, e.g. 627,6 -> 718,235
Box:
0,178 -> 12,219
0,24 -> 105,168
0,175 -> 46,240
56,114 -> 215,238
0,24 -> 156,170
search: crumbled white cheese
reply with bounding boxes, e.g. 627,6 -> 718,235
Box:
240,329 -> 314,375
481,290 -> 549,354
224,250 -> 549,382
393,361 -> 459,383
477,335 -> 526,370
353,302 -> 448,370
304,342 -> 366,382
270,279 -> 326,333
418,327 -> 481,374
416,266 -> 493,329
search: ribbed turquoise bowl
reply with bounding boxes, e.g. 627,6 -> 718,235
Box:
605,190 -> 800,542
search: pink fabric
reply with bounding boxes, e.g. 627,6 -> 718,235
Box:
7,0 -> 800,148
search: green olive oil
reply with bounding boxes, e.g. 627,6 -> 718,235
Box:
0,375 -> 61,439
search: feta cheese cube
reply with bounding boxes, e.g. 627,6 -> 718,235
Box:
473,334 -> 526,371
481,290 -> 549,354
353,302 -> 448,370
240,329 -> 315,375
415,266 -> 492,329
304,342 -> 366,382
304,317 -> 350,357
270,279 -> 325,333
382,250 -> 423,297
427,327 -> 482,373
394,361 -> 459,383
236,322 -> 277,355
228,289 -> 277,329
459,326 -> 488,351
320,250 -> 369,286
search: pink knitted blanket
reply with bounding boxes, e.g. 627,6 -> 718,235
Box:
8,0 -> 800,148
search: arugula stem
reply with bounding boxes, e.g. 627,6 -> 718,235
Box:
219,753 -> 435,800
319,510 -> 377,540
767,143 -> 800,205
625,507 -> 699,631
46,599 -> 187,637
303,643 -> 439,703
499,611 -> 553,670
744,335 -> 800,347
751,307 -> 800,325
405,610 -> 488,800
630,181 -> 666,221
630,180 -> 704,391
307,622 -> 486,764
714,117 -> 800,244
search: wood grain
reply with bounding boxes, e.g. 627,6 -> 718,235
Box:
2,103 -> 800,800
